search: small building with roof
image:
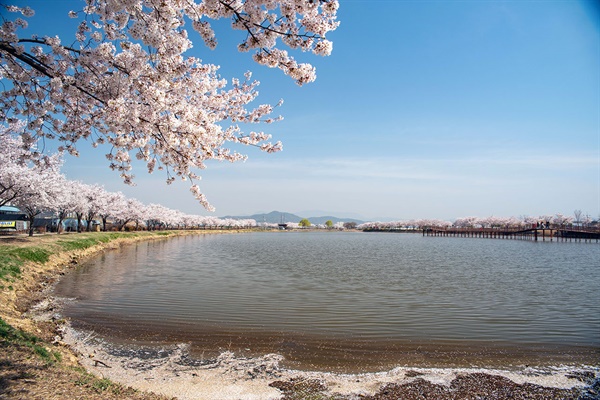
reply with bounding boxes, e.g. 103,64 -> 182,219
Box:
0,205 -> 28,232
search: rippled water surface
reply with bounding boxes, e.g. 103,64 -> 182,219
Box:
54,231 -> 600,371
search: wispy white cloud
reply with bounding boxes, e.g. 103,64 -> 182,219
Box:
207,151 -> 598,182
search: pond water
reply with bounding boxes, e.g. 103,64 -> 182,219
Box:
54,231 -> 600,372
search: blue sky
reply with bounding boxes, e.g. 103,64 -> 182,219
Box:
9,0 -> 600,221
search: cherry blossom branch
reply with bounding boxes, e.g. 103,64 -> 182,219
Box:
0,1 -> 338,210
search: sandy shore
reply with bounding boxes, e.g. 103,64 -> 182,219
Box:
2,230 -> 599,399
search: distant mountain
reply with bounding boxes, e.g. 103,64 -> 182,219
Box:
295,209 -> 368,221
221,211 -> 300,224
221,210 -> 364,225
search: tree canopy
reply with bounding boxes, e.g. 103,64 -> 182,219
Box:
0,1 -> 339,210
299,218 -> 310,227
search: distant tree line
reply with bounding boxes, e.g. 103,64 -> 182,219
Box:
358,213 -> 596,231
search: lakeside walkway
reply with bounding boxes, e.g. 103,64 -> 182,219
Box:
422,226 -> 600,242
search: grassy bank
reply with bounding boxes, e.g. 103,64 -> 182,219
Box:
0,230 -> 211,399
0,231 -> 170,282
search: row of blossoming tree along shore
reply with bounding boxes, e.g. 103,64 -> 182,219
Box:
0,122 -> 258,235
357,213 -> 596,232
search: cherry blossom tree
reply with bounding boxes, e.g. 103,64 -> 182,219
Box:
0,121 -> 63,207
97,190 -> 126,231
0,122 -> 31,206
200,215 -> 222,228
180,213 -> 198,229
573,210 -> 582,226
12,158 -> 64,236
82,184 -> 104,231
452,216 -> 478,228
161,207 -> 184,230
0,121 -> 67,235
0,1 -> 339,210
113,197 -> 145,230
58,181 -> 91,232
521,215 -> 538,228
51,176 -> 83,233
552,213 -> 572,227
143,203 -> 168,231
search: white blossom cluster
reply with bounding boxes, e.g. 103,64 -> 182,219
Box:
0,1 -> 339,210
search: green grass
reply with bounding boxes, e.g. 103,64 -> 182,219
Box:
0,231 -> 183,283
0,247 -> 50,281
57,237 -> 102,251
73,367 -> 135,395
0,317 -> 61,364
75,372 -> 111,392
58,232 -> 118,249
57,232 -> 145,250
9,247 -> 51,263
0,317 -> 142,397
95,232 -> 129,243
0,254 -> 22,281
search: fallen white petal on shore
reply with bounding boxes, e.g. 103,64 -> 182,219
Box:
57,320 -> 596,400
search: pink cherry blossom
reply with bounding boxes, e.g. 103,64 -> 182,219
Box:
0,1 -> 339,210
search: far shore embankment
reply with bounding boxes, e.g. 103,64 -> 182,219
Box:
1,229 -> 598,400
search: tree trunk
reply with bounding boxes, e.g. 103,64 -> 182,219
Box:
117,219 -> 131,231
76,212 -> 84,232
27,213 -> 36,237
86,212 -> 96,231
57,210 -> 67,234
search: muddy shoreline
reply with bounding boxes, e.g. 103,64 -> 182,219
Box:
2,231 -> 599,399
57,316 -> 600,374
53,318 -> 600,399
